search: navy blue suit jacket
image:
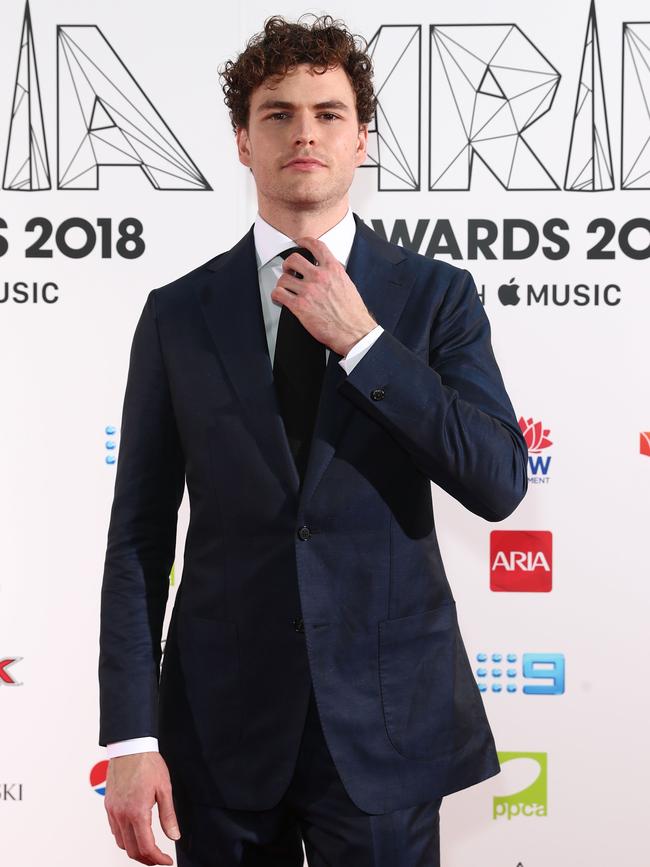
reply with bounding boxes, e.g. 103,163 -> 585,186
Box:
98,213 -> 528,814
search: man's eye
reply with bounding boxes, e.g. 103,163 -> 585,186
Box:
269,112 -> 289,120
319,113 -> 338,121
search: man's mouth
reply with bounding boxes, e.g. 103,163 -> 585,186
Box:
284,158 -> 326,169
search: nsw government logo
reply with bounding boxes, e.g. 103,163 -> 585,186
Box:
490,530 -> 552,592
519,416 -> 552,484
494,752 -> 548,820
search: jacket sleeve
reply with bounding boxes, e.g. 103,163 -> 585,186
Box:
337,267 -> 528,521
98,289 -> 185,746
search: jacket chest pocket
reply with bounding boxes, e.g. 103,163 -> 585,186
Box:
378,601 -> 457,759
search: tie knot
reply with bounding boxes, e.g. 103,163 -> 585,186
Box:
278,246 -> 318,266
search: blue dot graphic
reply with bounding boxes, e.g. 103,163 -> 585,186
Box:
491,653 -> 502,663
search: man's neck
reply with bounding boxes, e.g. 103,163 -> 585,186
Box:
257,198 -> 350,240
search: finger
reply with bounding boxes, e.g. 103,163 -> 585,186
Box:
131,814 -> 173,866
157,783 -> 181,842
106,808 -> 123,846
272,284 -> 300,306
276,272 -> 305,295
122,820 -> 154,864
293,235 -> 330,263
281,253 -> 318,279
111,816 -> 127,851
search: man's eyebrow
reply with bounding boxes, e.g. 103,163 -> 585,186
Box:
255,99 -> 350,113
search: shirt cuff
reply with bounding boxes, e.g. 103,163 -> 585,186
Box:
338,324 -> 384,375
106,737 -> 159,759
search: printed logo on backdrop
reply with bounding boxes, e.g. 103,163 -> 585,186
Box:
3,1 -> 210,193
0,0 -> 211,304
494,753 -> 548,820
519,417 -> 553,484
104,425 -> 118,464
640,432 -> 650,456
89,760 -> 109,796
0,783 -> 23,801
475,652 -> 565,694
490,530 -> 553,591
363,1 -> 649,193
0,657 -> 23,685
362,0 -> 650,290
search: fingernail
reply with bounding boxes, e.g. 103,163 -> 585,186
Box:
170,827 -> 180,840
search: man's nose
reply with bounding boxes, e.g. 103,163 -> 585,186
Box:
292,111 -> 318,145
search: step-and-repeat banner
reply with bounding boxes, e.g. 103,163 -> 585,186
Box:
2,1 -> 648,865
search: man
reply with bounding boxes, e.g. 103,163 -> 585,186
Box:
99,13 -> 528,867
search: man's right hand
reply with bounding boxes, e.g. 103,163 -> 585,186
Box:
104,751 -> 180,866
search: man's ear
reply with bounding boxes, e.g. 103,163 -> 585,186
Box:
235,125 -> 252,168
355,123 -> 369,167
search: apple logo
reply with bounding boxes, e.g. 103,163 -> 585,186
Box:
498,278 -> 520,306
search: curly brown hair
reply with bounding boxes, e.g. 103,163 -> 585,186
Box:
219,13 -> 376,133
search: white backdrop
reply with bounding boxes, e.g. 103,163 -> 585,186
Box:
1,1 -> 648,865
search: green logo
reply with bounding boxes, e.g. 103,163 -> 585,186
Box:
493,752 -> 547,820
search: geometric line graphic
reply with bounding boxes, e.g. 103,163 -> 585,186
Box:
3,1 -> 52,191
565,0 -> 614,191
57,26 -> 211,190
429,24 -> 560,190
622,21 -> 650,190
363,25 -> 420,190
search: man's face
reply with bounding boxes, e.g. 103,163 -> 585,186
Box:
235,63 -> 368,212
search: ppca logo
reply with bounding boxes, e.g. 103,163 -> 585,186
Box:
494,752 -> 547,820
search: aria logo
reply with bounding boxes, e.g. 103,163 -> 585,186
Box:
493,752 -> 548,820
2,1 -> 210,191
490,530 -> 552,592
519,416 -> 553,484
364,2 -> 650,192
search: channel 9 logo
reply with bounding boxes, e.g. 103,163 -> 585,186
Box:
476,652 -> 565,694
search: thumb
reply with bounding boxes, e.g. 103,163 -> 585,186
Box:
157,783 -> 181,841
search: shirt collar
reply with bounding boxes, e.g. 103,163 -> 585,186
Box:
253,207 -> 356,270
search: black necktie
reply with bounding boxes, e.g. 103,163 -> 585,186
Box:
272,246 -> 325,486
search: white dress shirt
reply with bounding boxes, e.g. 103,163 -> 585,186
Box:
106,209 -> 384,758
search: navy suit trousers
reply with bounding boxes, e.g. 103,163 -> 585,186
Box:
172,683 -> 442,867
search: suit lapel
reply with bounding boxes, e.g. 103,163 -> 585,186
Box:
198,213 -> 413,510
199,227 -> 301,500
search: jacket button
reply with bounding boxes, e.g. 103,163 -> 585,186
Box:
293,617 -> 304,633
297,525 -> 311,541
370,387 -> 385,400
